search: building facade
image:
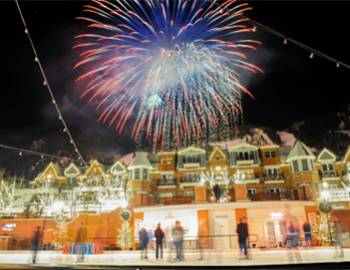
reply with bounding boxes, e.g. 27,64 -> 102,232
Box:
1,140 -> 350,249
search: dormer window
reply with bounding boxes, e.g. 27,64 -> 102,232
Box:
292,160 -> 299,172
301,159 -> 309,171
135,169 -> 140,179
265,151 -> 277,158
322,163 -> 334,172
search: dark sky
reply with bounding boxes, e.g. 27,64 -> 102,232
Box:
1,0 -> 350,168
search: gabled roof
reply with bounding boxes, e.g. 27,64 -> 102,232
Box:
110,161 -> 126,175
178,146 -> 206,155
37,162 -> 62,179
287,140 -> 315,161
64,162 -> 81,177
317,148 -> 336,162
84,160 -> 105,177
209,146 -> 227,161
128,152 -> 153,169
228,143 -> 258,152
343,146 -> 350,164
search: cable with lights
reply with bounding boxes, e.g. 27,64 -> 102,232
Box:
0,143 -> 79,162
245,16 -> 349,70
14,0 -> 87,166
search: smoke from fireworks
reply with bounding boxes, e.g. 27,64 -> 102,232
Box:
74,0 -> 262,148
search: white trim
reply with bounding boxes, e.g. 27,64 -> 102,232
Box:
134,200 -> 316,212
157,185 -> 177,189
178,146 -> 206,155
180,183 -> 198,188
317,148 -> 336,162
264,180 -> 285,184
228,143 -> 258,152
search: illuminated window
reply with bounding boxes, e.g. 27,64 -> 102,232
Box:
292,160 -> 299,172
302,159 -> 309,171
135,169 -> 140,179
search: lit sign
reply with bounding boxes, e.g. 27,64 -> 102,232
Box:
328,189 -> 350,202
2,224 -> 16,231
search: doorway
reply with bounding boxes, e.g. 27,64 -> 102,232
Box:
213,215 -> 231,250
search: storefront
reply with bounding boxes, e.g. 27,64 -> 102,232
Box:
134,201 -> 317,250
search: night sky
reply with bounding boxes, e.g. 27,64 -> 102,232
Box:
0,0 -> 349,173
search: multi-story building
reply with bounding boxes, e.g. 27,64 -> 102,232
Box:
1,140 -> 350,249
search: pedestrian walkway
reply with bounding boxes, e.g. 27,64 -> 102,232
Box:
0,248 -> 348,267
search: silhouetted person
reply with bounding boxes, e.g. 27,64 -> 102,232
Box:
75,222 -> 87,263
302,221 -> 312,247
236,217 -> 249,259
139,227 -> 149,259
31,226 -> 42,264
213,184 -> 221,202
154,223 -> 165,259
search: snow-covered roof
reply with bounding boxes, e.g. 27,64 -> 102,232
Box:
177,146 -> 206,155
128,152 -> 153,169
317,148 -> 336,162
287,140 -> 315,161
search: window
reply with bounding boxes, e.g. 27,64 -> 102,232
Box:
142,169 -> 148,180
302,159 -> 309,171
293,160 -> 299,172
215,155 -> 221,160
248,188 -> 256,195
265,151 -> 277,158
135,168 -> 140,179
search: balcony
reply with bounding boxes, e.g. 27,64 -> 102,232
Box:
159,196 -> 193,205
158,178 -> 176,189
180,176 -> 200,188
236,159 -> 255,166
249,192 -> 288,201
264,174 -> 285,184
240,173 -> 260,184
320,171 -> 340,181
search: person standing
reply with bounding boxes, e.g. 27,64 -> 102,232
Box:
75,222 -> 87,263
172,220 -> 185,261
213,184 -> 221,202
139,227 -> 149,259
154,223 -> 165,260
236,217 -> 249,259
302,220 -> 312,247
31,226 -> 42,264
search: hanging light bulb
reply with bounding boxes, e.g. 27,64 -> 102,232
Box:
309,52 -> 314,59
252,26 -> 257,32
43,80 -> 47,86
24,28 -> 28,34
19,152 -> 22,156
336,62 -> 341,68
283,38 -> 288,45
34,57 -> 39,62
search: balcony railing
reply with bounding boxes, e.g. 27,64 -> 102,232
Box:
264,174 -> 285,182
158,179 -> 176,186
180,177 -> 200,184
320,171 -> 340,179
249,192 -> 288,201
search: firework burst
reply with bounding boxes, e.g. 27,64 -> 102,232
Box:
74,0 -> 262,148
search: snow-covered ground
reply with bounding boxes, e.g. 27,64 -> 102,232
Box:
0,248 -> 348,267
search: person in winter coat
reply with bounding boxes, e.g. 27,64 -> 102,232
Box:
31,226 -> 42,264
154,223 -> 165,259
236,217 -> 249,259
172,220 -> 185,261
139,227 -> 149,259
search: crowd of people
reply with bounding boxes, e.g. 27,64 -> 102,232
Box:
29,213 -> 346,264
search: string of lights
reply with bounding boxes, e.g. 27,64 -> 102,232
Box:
245,16 -> 350,70
0,143 -> 78,161
14,0 -> 87,167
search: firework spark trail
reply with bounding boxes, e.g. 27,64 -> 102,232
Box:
74,0 -> 262,148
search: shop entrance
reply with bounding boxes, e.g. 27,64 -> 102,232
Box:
213,215 -> 230,250
265,220 -> 287,248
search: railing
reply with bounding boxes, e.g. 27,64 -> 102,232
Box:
264,174 -> 285,181
180,177 -> 200,184
158,196 -> 193,205
158,179 -> 176,186
249,192 -> 288,201
320,171 -> 340,178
